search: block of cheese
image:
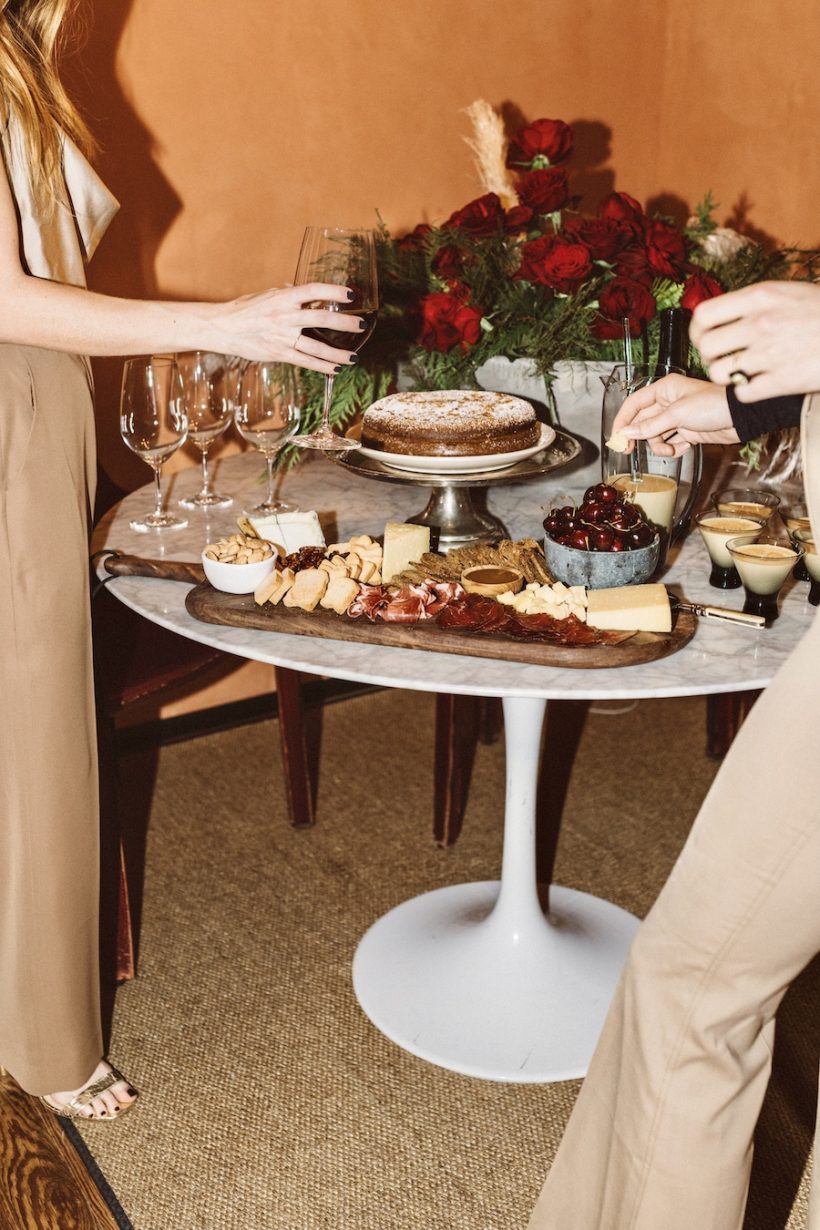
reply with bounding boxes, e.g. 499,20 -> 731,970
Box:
249,510 -> 325,554
586,583 -> 671,633
381,522 -> 431,584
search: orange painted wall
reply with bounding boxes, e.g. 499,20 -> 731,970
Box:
65,0 -> 820,491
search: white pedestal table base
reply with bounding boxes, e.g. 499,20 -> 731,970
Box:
352,696 -> 641,1083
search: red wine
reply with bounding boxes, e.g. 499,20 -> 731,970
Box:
303,308 -> 378,353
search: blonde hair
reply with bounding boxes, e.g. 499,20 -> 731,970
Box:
0,0 -> 94,193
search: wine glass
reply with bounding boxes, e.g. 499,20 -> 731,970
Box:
234,361 -> 301,514
176,351 -> 233,510
120,356 -> 189,531
290,226 -> 378,451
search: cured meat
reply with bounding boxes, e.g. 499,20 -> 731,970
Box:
436,592 -> 610,645
347,584 -> 392,621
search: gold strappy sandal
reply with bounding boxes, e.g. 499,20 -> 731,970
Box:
40,1064 -> 138,1122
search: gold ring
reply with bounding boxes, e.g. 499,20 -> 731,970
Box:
729,369 -> 751,386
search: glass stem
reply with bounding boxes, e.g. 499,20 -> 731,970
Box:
265,454 -> 276,505
152,463 -> 164,518
199,447 -> 211,497
320,373 -> 335,434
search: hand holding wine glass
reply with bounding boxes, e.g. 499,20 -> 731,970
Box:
234,361 -> 302,514
120,356 -> 189,531
176,351 -> 234,509
291,227 -> 378,451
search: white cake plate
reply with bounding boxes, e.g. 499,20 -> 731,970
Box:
352,696 -> 640,1083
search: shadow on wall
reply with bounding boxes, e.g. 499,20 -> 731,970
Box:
63,0 -> 182,492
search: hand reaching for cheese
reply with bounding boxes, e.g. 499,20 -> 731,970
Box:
612,374 -> 740,457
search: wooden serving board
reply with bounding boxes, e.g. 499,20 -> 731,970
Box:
185,584 -> 696,670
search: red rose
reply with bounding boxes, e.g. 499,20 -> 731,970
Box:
518,236 -> 593,294
644,218 -> 688,279
431,244 -> 465,279
613,243 -> 654,285
504,204 -> 534,232
599,191 -> 645,236
398,223 -> 432,253
594,277 -> 657,339
446,193 -> 505,237
506,118 -> 573,168
564,217 -> 631,263
516,166 -> 569,215
418,288 -> 484,353
680,271 -> 724,311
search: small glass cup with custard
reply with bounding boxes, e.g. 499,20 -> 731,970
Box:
695,511 -> 765,588
711,487 -> 780,522
726,533 -> 803,623
780,500 -> 812,581
794,528 -> 820,605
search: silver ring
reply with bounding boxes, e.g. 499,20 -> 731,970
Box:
729,369 -> 751,386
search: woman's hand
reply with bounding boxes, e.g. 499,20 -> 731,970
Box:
612,373 -> 739,457
214,283 -> 365,374
691,281 -> 820,401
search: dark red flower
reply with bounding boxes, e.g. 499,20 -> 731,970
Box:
599,191 -> 645,236
564,216 -> 631,263
504,204 -> 535,232
516,166 -> 569,215
518,235 -> 593,294
680,271 -> 724,311
398,223 -> 432,252
644,217 -> 689,279
431,244 -> 465,279
506,118 -> 573,168
445,193 -> 505,237
613,243 -> 654,285
594,277 -> 657,339
418,288 -> 484,352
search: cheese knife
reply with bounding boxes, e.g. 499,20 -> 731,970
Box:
669,594 -> 765,628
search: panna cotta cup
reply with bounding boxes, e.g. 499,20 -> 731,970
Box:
610,473 -> 678,533
695,512 -> 764,589
794,529 -> 820,605
712,487 -> 780,523
726,535 -> 802,622
781,502 -> 812,580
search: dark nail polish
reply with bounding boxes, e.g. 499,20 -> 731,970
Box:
333,365 -> 343,373
349,355 -> 359,365
358,319 -> 367,330
346,290 -> 355,302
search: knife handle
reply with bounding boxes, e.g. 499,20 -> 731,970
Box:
101,552 -> 205,585
698,604 -> 766,628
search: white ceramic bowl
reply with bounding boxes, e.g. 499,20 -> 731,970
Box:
201,550 -> 276,594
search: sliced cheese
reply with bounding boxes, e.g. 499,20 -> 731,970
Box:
282,568 -> 327,611
381,522 -> 431,584
585,583 -> 671,633
249,510 -> 325,554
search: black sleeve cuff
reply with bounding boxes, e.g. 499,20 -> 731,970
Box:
726,386 -> 804,442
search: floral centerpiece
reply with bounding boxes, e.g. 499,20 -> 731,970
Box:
291,101 -> 817,460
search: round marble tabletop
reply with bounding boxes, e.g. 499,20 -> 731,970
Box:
93,451 -> 811,701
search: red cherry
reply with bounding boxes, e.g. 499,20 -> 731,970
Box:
543,514 -> 561,535
555,534 -> 572,546
590,526 -> 615,551
598,484 -> 619,503
609,535 -> 626,552
629,524 -> 654,548
569,529 -> 590,550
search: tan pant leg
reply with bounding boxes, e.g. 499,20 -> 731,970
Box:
0,346 -> 102,1093
528,610 -> 820,1230
809,1074 -> 819,1230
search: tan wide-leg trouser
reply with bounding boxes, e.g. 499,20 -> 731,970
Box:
0,344 -> 102,1094
528,606 -> 820,1230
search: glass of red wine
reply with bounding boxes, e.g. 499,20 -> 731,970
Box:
290,226 -> 378,452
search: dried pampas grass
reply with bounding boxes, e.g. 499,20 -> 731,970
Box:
463,99 -> 518,210
758,428 -> 802,483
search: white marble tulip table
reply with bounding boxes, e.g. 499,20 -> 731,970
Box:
94,452 -> 810,1082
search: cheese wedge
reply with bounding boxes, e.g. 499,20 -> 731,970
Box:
249,510 -> 325,554
382,522 -> 431,583
586,583 -> 671,633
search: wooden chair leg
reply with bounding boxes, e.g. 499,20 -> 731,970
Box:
433,693 -> 481,847
478,697 -> 503,745
274,665 -> 315,828
116,842 -> 135,983
706,690 -> 761,759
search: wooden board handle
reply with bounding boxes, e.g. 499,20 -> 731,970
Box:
101,551 -> 205,584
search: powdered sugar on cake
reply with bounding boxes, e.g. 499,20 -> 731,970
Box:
361,390 -> 540,456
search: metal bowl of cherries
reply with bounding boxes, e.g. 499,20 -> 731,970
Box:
542,482 -> 660,587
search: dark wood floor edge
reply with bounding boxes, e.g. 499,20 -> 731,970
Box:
116,678 -> 383,751
59,1121 -> 135,1230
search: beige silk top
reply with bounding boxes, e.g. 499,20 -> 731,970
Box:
0,110 -> 118,287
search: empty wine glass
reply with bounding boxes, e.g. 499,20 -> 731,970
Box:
120,356 -> 188,531
290,226 -> 378,452
234,361 -> 301,514
176,351 -> 233,509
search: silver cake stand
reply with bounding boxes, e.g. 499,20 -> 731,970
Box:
333,429 -> 581,550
